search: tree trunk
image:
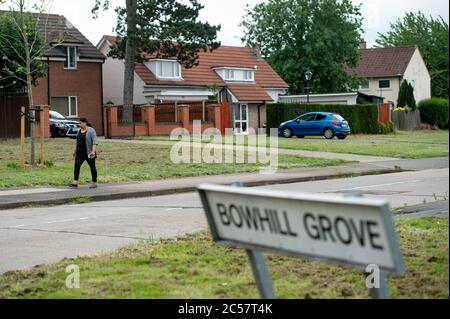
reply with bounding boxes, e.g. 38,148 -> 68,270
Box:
122,0 -> 138,123
20,0 -> 35,166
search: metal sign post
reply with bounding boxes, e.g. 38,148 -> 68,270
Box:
198,183 -> 405,299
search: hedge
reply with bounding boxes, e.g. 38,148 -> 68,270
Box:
419,98 -> 449,129
267,103 -> 393,134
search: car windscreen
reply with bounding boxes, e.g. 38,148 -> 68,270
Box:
50,111 -> 66,119
332,114 -> 345,121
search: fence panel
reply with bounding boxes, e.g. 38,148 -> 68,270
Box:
0,95 -> 29,139
391,110 -> 421,131
155,103 -> 177,123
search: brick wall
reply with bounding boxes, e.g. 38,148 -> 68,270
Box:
33,61 -> 104,135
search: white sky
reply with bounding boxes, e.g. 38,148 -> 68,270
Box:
1,0 -> 449,48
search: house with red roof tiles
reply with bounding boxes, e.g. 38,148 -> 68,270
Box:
97,36 -> 288,134
347,43 -> 431,106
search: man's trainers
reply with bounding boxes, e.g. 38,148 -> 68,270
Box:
89,183 -> 98,189
69,183 -> 78,188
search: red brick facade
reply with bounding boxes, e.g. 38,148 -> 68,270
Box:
33,61 -> 104,135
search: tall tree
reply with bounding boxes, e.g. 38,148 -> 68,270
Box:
398,80 -> 416,110
93,0 -> 221,122
376,12 -> 449,98
241,0 -> 363,94
0,0 -> 50,166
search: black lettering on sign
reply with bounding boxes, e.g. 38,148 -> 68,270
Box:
217,203 -> 230,226
257,209 -> 272,233
304,213 -> 320,240
283,211 -> 298,237
302,213 -> 385,250
243,206 -> 260,230
318,215 -> 336,243
367,221 -> 384,250
229,205 -> 243,228
335,217 -> 352,245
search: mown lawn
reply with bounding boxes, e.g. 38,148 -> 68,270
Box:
0,138 -> 346,188
0,217 -> 447,299
139,130 -> 449,159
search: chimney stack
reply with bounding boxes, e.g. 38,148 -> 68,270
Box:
251,43 -> 262,59
359,39 -> 367,49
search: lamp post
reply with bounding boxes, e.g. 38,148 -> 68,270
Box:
305,70 -> 313,103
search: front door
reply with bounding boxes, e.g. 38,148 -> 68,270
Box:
234,104 -> 248,134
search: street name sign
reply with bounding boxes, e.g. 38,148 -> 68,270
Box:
198,184 -> 405,277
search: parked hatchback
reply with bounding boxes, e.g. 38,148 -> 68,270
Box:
50,111 -> 80,138
278,112 -> 351,140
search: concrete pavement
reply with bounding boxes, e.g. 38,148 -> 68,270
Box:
0,168 -> 448,273
0,162 -> 401,210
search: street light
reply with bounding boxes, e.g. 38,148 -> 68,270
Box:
305,70 -> 313,103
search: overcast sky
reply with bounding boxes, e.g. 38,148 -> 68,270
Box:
1,0 -> 449,48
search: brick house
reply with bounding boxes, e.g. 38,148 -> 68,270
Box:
98,36 -> 288,134
30,13 -> 105,134
348,43 -> 431,106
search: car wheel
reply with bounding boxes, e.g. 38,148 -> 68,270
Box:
297,135 -> 305,139
282,127 -> 293,138
324,128 -> 334,140
337,135 -> 347,140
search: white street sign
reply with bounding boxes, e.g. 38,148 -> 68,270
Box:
198,184 -> 404,276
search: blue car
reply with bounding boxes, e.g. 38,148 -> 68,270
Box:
278,112 -> 351,140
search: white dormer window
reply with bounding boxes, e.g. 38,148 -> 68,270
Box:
152,60 -> 181,80
225,69 -> 235,80
215,67 -> 255,83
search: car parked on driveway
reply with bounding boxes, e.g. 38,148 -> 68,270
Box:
50,111 -> 80,138
278,112 -> 351,140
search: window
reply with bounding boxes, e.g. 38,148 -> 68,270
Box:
359,79 -> 370,90
332,114 -> 345,121
244,70 -> 253,81
225,69 -> 235,80
378,80 -> 391,89
156,60 -> 181,79
64,46 -> 77,69
51,97 -> 77,117
298,113 -> 316,122
315,114 -> 327,121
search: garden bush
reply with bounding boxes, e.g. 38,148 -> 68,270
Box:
419,98 -> 449,129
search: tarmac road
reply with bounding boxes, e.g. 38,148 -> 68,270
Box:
0,168 -> 448,273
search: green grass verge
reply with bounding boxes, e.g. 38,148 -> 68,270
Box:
0,217 -> 447,299
138,130 -> 449,159
0,139 -> 346,189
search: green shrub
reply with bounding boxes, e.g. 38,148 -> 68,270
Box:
6,162 -> 18,169
378,121 -> 395,134
44,160 -> 54,168
267,103 -> 382,134
419,98 -> 449,129
398,80 -> 417,110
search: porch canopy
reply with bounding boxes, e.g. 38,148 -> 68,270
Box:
143,85 -> 215,102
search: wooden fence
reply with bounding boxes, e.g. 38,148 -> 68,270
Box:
391,109 -> 421,131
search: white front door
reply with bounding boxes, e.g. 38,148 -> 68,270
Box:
234,104 -> 248,134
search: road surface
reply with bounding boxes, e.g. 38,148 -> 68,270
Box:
0,168 -> 448,273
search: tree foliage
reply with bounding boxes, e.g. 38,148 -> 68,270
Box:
397,80 -> 416,110
241,0 -> 363,94
111,0 -> 221,67
0,11 -> 46,91
376,12 -> 449,98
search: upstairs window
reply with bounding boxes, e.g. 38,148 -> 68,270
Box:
244,70 -> 254,81
225,69 -> 235,80
155,60 -> 181,79
359,79 -> 370,90
378,80 -> 391,89
64,46 -> 77,69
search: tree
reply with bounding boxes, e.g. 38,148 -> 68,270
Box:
376,12 -> 449,98
398,80 -> 416,110
93,0 -> 221,122
241,0 -> 363,94
0,0 -> 50,166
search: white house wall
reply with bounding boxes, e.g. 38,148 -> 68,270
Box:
403,48 -> 431,103
266,88 -> 288,103
359,77 -> 401,105
99,40 -> 147,105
